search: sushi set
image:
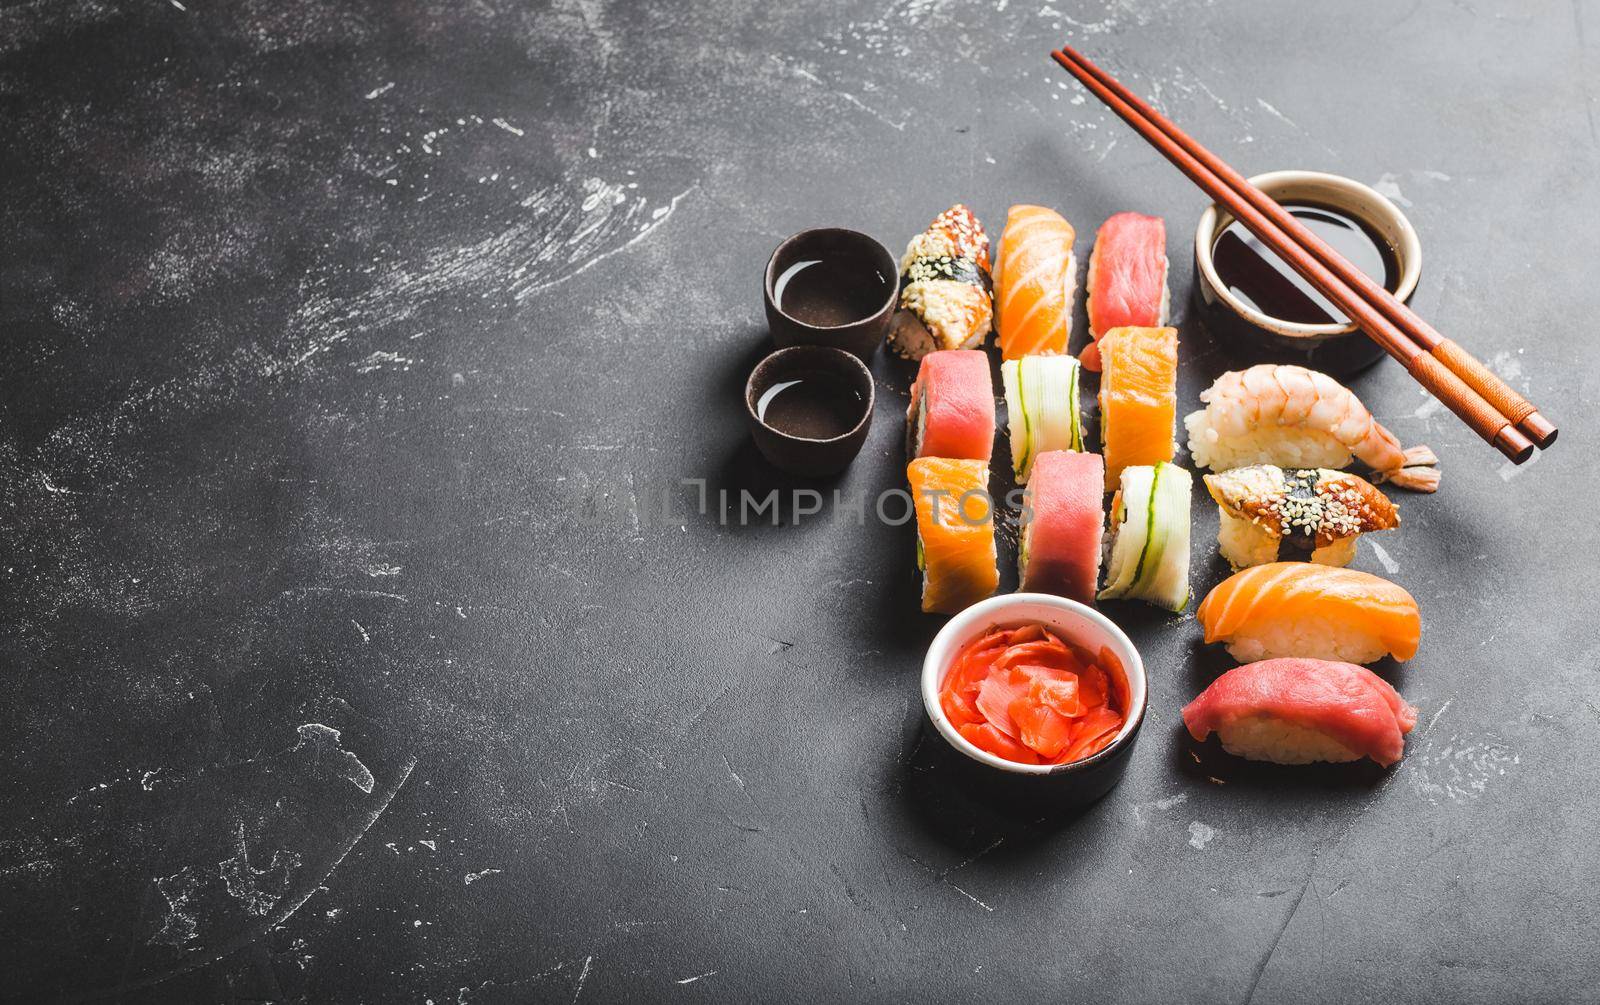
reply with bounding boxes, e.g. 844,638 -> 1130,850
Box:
745,47 -> 1557,801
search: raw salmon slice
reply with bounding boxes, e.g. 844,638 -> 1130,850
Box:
994,205 -> 1077,360
1097,326 -> 1178,490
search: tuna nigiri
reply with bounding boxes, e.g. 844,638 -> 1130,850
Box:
1183,658 -> 1418,767
889,205 -> 994,361
994,205 -> 1077,361
1019,451 -> 1104,604
1185,364 -> 1440,492
908,457 -> 998,615
1097,326 -> 1178,490
907,349 -> 995,462
1197,563 -> 1421,664
1083,212 -> 1168,372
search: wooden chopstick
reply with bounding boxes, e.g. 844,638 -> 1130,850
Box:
1050,48 -> 1538,464
1056,46 -> 1556,451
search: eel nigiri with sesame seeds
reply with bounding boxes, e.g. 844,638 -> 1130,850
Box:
1204,465 -> 1400,570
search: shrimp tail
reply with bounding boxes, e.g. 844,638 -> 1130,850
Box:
1376,445 -> 1441,493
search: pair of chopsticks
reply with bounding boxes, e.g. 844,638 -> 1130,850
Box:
1050,46 -> 1556,464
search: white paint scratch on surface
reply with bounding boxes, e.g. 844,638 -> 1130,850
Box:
464,868 -> 503,885
572,954 -> 594,1001
365,82 -> 395,100
295,723 -> 377,793
1411,735 -> 1519,802
1374,173 -> 1413,207
1368,540 -> 1401,575
1498,447 -> 1542,480
491,117 -> 525,136
948,883 -> 995,912
1188,821 -> 1217,850
676,971 -> 716,985
1156,791 -> 1188,810
150,867 -> 202,946
1255,97 -> 1297,128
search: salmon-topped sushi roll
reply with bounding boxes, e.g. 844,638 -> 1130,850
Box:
994,205 -> 1077,361
908,457 -> 998,615
1097,326 -> 1178,491
888,205 -> 994,361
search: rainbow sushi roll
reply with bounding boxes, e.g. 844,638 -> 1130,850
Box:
908,457 -> 998,615
1018,451 -> 1104,605
1001,354 -> 1084,483
1197,563 -> 1421,664
1183,658 -> 1418,767
906,349 -> 995,462
888,205 -> 994,361
1098,462 -> 1192,612
1083,212 -> 1168,371
1204,465 -> 1400,570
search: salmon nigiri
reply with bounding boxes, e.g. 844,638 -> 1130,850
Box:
1097,326 -> 1177,490
994,205 -> 1077,361
1196,563 -> 1421,665
1183,658 -> 1418,767
908,457 -> 998,614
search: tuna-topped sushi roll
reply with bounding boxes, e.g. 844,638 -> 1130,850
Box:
1205,465 -> 1400,570
907,349 -> 995,462
1082,212 -> 1168,372
888,205 -> 993,361
1019,450 -> 1104,605
908,457 -> 998,615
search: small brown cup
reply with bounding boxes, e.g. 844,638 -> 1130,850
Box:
744,345 -> 874,478
764,228 -> 897,361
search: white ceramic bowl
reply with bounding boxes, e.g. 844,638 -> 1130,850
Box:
921,594 -> 1148,778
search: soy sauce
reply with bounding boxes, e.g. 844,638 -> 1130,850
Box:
1212,202 -> 1398,325
755,371 -> 864,440
773,256 -> 892,327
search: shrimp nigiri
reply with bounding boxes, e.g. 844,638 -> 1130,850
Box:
1184,364 -> 1439,492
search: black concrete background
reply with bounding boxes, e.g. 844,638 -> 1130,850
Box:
3,0 -> 1597,1001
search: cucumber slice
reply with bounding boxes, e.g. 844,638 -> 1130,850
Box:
1098,466 -> 1155,599
1001,359 -> 1031,481
916,534 -> 925,572
1003,355 -> 1083,483
1139,463 -> 1193,611
1098,463 -> 1192,610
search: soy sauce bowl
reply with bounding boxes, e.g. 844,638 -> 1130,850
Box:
764,228 -> 898,361
1193,169 -> 1422,376
921,594 -> 1147,806
744,345 -> 874,478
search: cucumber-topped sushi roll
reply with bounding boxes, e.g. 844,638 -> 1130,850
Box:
906,349 -> 995,462
1018,450 -> 1104,605
1205,465 -> 1400,570
1097,462 -> 1192,611
1001,354 -> 1083,483
908,457 -> 998,615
